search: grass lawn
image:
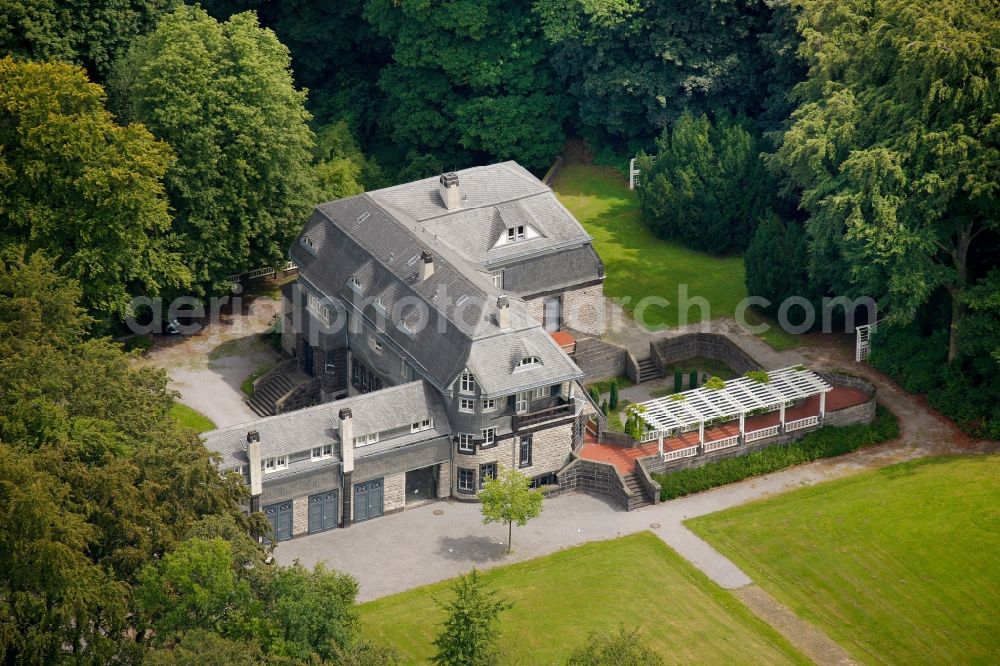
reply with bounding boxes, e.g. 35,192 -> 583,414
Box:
687,456 -> 1000,664
359,532 -> 808,665
552,163 -> 747,330
241,364 -> 272,396
170,402 -> 216,432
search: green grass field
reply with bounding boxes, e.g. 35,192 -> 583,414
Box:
688,456 -> 1000,664
551,163 -> 747,330
359,532 -> 808,665
170,402 -> 216,432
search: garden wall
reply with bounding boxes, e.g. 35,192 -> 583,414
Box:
649,332 -> 763,376
573,336 -> 628,382
557,457 -> 632,508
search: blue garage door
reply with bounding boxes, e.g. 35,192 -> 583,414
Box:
308,490 -> 338,533
264,500 -> 293,542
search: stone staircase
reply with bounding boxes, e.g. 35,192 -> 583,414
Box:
247,364 -> 313,417
636,356 -> 660,383
622,472 -> 656,510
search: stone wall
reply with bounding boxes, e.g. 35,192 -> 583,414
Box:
558,457 -> 630,509
573,336 -> 628,382
383,472 -> 406,513
292,495 -> 308,536
436,462 -> 451,499
562,284 -> 605,336
650,332 -> 763,376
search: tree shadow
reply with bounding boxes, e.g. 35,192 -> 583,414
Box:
436,534 -> 508,563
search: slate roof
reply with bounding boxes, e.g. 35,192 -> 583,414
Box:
202,381 -> 451,470
290,180 -> 583,396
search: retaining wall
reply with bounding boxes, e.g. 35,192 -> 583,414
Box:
574,337 -> 628,382
650,332 -> 763,376
558,457 -> 631,508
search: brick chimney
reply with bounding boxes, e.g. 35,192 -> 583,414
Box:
339,408 -> 354,474
439,172 -> 461,210
419,250 -> 435,281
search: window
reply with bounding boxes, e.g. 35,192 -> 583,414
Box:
411,419 -> 433,433
481,398 -> 496,412
301,236 -> 316,254
457,468 -> 476,494
325,360 -> 336,374
529,472 -> 557,489
481,427 -> 496,448
515,356 -> 541,369
307,291 -> 320,312
348,276 -> 362,292
459,398 -> 475,413
531,386 -> 548,400
507,226 -> 525,242
518,435 -> 533,467
263,455 -> 287,473
479,462 -> 498,489
457,433 -> 475,454
374,296 -> 386,311
311,444 -> 333,461
515,391 -> 529,413
459,370 -> 476,393
321,306 -> 333,325
354,433 -> 378,447
368,333 -> 382,353
492,270 -> 503,288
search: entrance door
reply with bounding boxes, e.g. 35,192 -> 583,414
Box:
308,490 -> 338,533
543,296 -> 562,332
354,478 -> 383,522
264,501 -> 293,542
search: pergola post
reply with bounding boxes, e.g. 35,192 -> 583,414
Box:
819,392 -> 826,422
739,411 -> 745,444
657,433 -> 664,457
779,402 -> 786,432
698,420 -> 705,448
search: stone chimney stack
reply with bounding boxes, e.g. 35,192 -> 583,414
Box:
439,172 -> 461,210
339,408 -> 354,474
246,431 -> 262,499
497,295 -> 510,330
419,250 -> 435,281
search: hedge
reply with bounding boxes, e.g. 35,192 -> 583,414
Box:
653,406 -> 899,501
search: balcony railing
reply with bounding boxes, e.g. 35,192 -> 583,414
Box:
514,398 -> 575,429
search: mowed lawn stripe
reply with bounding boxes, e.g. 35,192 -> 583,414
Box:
551,163 -> 747,330
359,532 -> 809,665
687,456 -> 1000,664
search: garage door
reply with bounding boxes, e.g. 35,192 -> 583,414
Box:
308,490 -> 339,533
264,500 -> 293,542
354,478 -> 383,522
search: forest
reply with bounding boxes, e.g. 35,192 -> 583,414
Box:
0,0 -> 997,662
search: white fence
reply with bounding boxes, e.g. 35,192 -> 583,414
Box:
745,425 -> 781,442
703,435 -> 740,453
785,415 -> 820,432
662,445 -> 699,462
228,261 -> 297,284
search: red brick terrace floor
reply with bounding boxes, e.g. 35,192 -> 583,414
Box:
580,386 -> 870,475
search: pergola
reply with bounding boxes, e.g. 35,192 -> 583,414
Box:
636,367 -> 833,460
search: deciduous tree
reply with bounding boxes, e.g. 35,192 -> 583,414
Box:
431,569 -> 511,666
566,626 -> 664,665
479,467 -> 543,554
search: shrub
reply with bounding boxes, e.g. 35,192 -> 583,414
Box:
653,407 -> 898,500
673,368 -> 683,393
589,386 -> 601,405
688,370 -> 697,389
123,335 -> 153,354
704,376 -> 726,390
609,379 -> 620,411
600,399 -> 609,417
745,370 -> 769,384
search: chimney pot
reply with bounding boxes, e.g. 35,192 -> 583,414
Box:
438,172 -> 461,210
419,251 -> 435,281
246,430 -> 260,444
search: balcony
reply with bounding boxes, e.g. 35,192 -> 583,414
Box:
514,397 -> 575,430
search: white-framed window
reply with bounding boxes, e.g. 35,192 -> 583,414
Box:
479,462 -> 498,488
515,391 -> 529,413
325,359 -> 336,374
481,398 -> 497,412
398,319 -> 415,336
491,270 -> 503,288
301,236 -> 316,254
515,356 -> 541,369
459,398 -> 475,413
481,427 -> 496,448
531,386 -> 548,400
307,291 -> 320,312
354,433 -> 379,447
518,434 -> 533,468
457,433 -> 475,454
507,226 -> 525,242
411,418 -> 433,433
374,296 -> 386,311
263,455 -> 287,473
368,333 -> 382,353
457,467 -> 476,493
321,306 -> 332,325
311,444 -> 333,460
348,276 -> 362,292
400,359 -> 410,379
459,370 -> 476,393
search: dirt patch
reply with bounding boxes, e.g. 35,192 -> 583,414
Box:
735,585 -> 858,665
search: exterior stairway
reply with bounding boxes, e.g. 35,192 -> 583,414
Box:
621,472 -> 656,510
247,365 -> 313,417
636,356 -> 660,383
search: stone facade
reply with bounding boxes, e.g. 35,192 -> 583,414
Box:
436,462 -> 451,499
562,284 -> 605,335
292,495 -> 308,536
573,336 -> 628,382
383,472 -> 406,513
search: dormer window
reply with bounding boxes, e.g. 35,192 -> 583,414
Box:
515,356 -> 542,369
507,226 -> 525,242
460,370 -> 476,394
354,433 -> 379,447
411,418 -> 433,433
375,296 -> 386,311
348,276 -> 362,292
300,236 -> 317,254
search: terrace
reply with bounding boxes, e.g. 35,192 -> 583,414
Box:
580,367 -> 872,474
